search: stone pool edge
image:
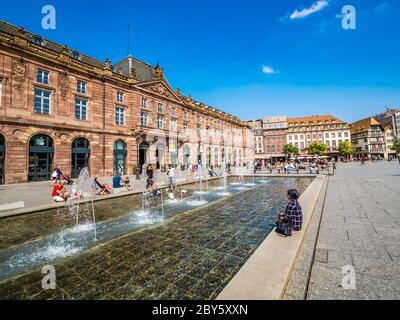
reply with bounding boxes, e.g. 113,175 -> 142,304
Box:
0,174 -> 317,219
216,174 -> 326,300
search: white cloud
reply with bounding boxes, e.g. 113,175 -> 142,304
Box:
290,1 -> 329,20
374,2 -> 390,12
262,65 -> 277,74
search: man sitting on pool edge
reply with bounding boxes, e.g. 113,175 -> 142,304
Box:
279,189 -> 303,235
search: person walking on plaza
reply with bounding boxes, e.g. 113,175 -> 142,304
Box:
167,164 -> 176,190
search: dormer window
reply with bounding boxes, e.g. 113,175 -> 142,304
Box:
37,69 -> 49,85
141,98 -> 147,108
77,80 -> 87,94
70,50 -> 81,60
117,91 -> 124,103
170,106 -> 176,117
31,35 -> 45,46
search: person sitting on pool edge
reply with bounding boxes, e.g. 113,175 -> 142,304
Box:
280,189 -> 303,235
52,180 -> 70,202
113,172 -> 123,189
94,177 -> 112,195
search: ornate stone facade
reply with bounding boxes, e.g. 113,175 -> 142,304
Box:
0,20 -> 254,184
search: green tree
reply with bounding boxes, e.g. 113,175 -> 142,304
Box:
283,144 -> 299,157
338,141 -> 354,158
308,142 -> 327,156
392,137 -> 400,153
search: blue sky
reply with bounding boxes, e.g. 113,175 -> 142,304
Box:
1,0 -> 399,122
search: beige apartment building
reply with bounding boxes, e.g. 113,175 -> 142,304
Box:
287,115 -> 351,157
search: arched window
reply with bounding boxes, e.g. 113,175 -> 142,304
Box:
72,138 -> 90,178
156,143 -> 166,171
30,35 -> 45,46
114,140 -> 127,175
197,145 -> 202,164
0,134 -> 5,184
183,145 -> 191,170
206,146 -> 212,167
169,139 -> 178,167
28,134 -> 54,181
139,142 -> 150,173
214,148 -> 219,167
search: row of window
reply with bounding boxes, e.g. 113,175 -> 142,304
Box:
290,139 -> 349,149
288,132 -> 349,141
148,102 -> 238,133
33,90 -> 245,134
34,88 -> 126,124
36,68 -> 126,103
263,123 -> 287,129
31,68 -> 243,131
289,124 -> 347,132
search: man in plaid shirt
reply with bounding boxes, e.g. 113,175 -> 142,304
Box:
282,189 -> 303,232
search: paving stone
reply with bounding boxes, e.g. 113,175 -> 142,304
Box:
287,162 -> 400,300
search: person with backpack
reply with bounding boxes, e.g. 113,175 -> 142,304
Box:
276,189 -> 303,236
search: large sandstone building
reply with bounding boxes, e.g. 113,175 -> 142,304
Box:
0,20 -> 254,184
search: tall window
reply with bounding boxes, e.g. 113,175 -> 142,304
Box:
77,80 -> 87,94
117,91 -> 124,103
141,112 -> 147,126
116,107 -> 125,125
183,111 -> 188,121
37,69 -> 49,84
183,122 -> 188,133
75,98 -> 87,120
170,119 -> 177,132
157,115 -> 164,129
141,98 -> 147,108
34,89 -> 51,114
196,124 -> 201,136
158,102 -> 163,113
0,79 -> 3,108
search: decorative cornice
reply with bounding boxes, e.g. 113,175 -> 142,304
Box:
0,28 -> 249,128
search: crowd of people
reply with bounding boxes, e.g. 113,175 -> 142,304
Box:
255,158 -> 334,175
